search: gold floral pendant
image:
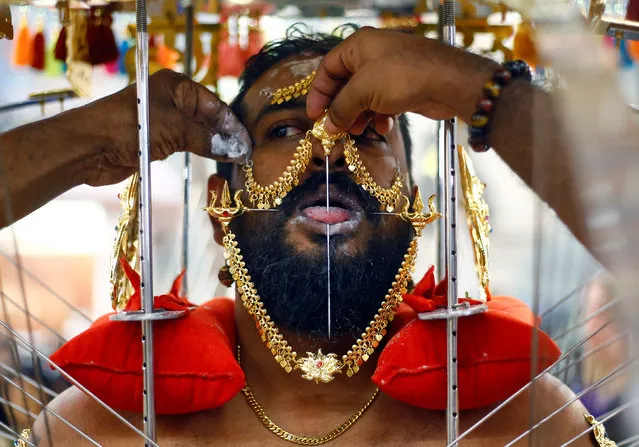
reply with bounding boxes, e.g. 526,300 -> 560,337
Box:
298,350 -> 342,383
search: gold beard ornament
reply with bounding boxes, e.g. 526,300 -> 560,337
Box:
213,73 -> 440,383
206,179 -> 440,383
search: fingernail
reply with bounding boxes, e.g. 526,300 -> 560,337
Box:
325,116 -> 339,135
211,133 -> 251,160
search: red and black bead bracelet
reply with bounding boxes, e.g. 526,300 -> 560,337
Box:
468,60 -> 532,152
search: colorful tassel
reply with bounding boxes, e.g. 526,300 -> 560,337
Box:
118,39 -> 131,74
54,26 -> 67,62
31,24 -> 45,70
87,8 -> 119,65
45,36 -> 64,76
13,16 -> 32,67
619,39 -> 634,68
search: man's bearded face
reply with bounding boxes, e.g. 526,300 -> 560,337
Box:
228,55 -> 413,338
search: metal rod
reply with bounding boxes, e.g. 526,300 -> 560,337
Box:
539,271 -> 603,318
551,331 -> 628,378
553,297 -> 621,342
449,317 -> 616,446
504,358 -> 635,446
441,0 -> 459,444
0,91 -> 77,114
326,157 -> 331,339
0,371 -> 101,446
0,250 -> 92,322
0,420 -> 36,447
181,0 -> 195,296
0,361 -> 57,398
0,396 -> 38,419
135,0 -> 156,442
436,121 -> 446,280
0,292 -> 67,344
0,318 -> 160,446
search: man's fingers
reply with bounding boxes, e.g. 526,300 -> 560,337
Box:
373,114 -> 394,135
193,84 -> 252,163
324,71 -> 370,134
306,37 -> 357,120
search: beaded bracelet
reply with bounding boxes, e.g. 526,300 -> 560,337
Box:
468,60 -> 532,152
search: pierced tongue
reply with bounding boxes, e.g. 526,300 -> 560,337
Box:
303,206 -> 351,224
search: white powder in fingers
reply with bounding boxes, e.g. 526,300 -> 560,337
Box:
209,107 -> 251,160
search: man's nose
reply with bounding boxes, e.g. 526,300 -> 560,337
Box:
308,137 -> 349,173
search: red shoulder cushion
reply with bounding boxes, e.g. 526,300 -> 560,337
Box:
50,264 -> 244,415
373,268 -> 560,410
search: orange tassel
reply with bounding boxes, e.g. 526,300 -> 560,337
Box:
13,16 -> 32,67
31,25 -> 45,70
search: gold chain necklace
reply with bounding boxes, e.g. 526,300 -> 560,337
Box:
205,182 -> 440,383
238,345 -> 380,446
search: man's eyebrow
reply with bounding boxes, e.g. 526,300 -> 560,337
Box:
252,96 -> 307,125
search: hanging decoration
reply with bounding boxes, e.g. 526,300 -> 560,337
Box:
54,25 -> 67,62
45,29 -> 65,76
31,20 -> 46,71
13,13 -> 32,67
87,7 -> 119,66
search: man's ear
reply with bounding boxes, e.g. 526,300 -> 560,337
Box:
207,174 -> 227,246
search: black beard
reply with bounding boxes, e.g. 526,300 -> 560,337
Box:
232,172 -> 413,339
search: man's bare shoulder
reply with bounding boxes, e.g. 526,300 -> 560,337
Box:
469,374 -> 596,446
32,386 -> 143,446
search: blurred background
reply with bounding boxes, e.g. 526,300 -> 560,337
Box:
0,0 -> 637,443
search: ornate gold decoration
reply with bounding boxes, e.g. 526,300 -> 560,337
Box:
312,110 -> 346,155
14,428 -> 31,447
270,71 -> 316,105
206,184 -> 440,382
345,136 -> 405,212
243,132 -> 313,209
204,180 -> 245,229
238,345 -> 380,446
584,414 -> 617,447
110,174 -> 140,311
298,350 -> 341,384
458,146 -> 491,301
399,188 -> 442,237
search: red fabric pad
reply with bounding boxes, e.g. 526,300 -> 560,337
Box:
372,295 -> 560,410
50,264 -> 244,415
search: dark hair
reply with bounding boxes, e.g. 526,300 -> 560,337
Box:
217,24 -> 412,179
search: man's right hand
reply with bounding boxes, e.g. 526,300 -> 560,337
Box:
306,27 -> 499,135
82,69 -> 251,186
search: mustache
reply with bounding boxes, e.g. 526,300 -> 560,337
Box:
276,171 -> 381,217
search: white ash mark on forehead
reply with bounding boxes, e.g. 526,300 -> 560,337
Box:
266,56 -> 322,80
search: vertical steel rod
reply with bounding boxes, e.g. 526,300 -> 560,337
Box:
135,0 -> 156,442
181,0 -> 195,296
441,0 -> 459,445
326,156 -> 332,339
436,121 -> 446,279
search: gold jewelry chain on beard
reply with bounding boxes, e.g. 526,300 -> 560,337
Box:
206,181 -> 441,383
223,224 -> 419,383
237,345 -> 380,446
243,130 -> 404,212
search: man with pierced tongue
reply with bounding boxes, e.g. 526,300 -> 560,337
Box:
14,27 -> 602,446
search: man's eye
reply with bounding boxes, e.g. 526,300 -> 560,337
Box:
269,125 -> 304,139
